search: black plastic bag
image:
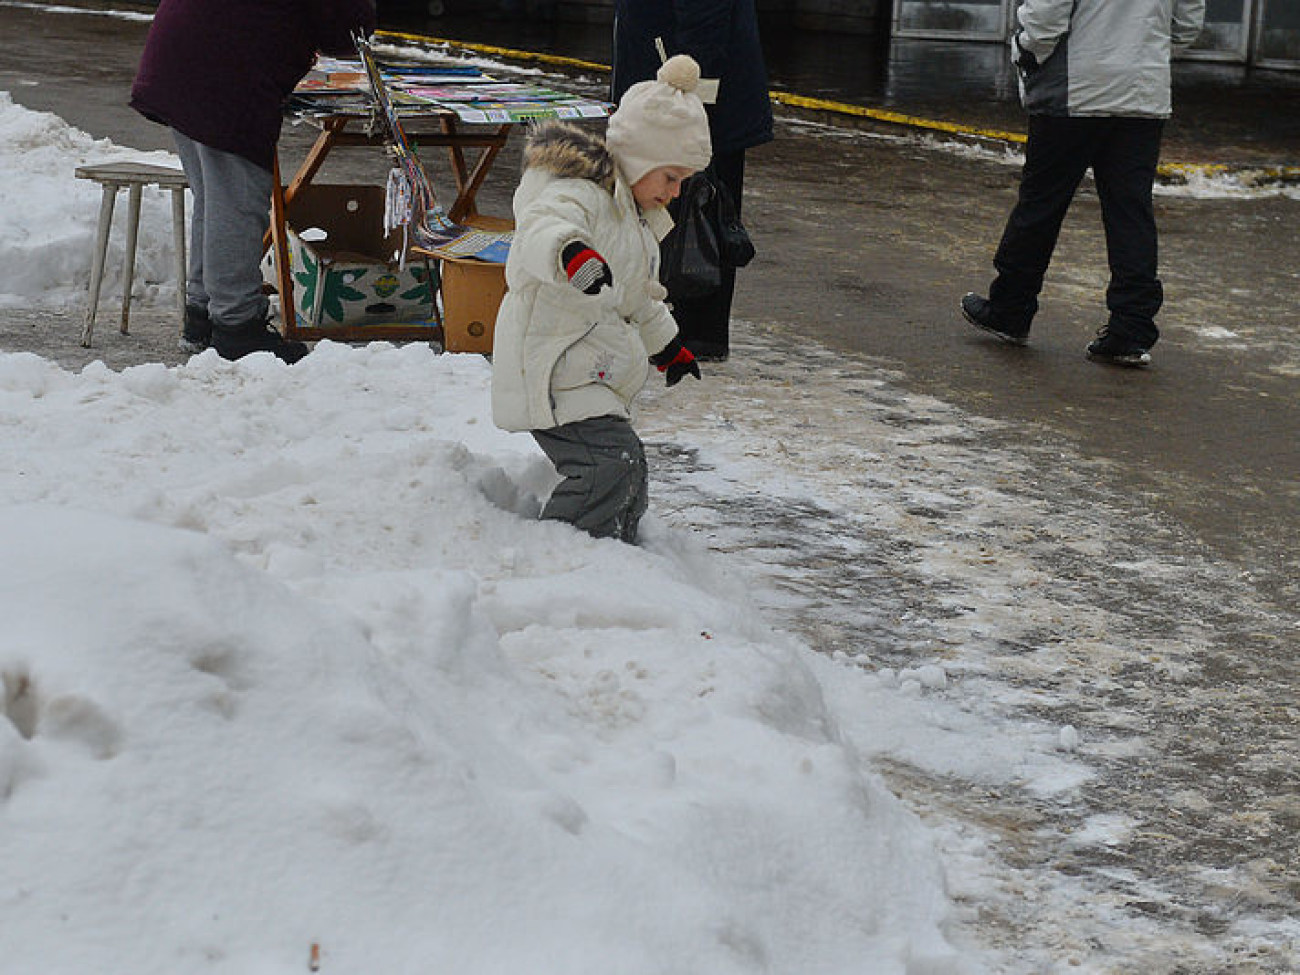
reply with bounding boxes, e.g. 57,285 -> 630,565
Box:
711,171 -> 755,269
659,173 -> 722,300
659,168 -> 755,300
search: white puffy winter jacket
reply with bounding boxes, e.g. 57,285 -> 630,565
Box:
491,122 -> 679,433
1015,0 -> 1206,118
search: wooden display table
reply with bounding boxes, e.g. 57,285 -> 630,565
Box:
267,113 -> 514,342
266,45 -> 610,344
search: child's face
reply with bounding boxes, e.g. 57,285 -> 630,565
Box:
631,165 -> 696,211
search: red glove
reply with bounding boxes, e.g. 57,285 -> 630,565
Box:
561,241 -> 613,294
650,339 -> 701,387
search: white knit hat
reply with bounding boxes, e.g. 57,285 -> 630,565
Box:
606,54 -> 712,186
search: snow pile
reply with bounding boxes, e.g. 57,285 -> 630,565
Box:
0,344 -> 976,975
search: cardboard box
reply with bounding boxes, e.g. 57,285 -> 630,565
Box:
429,213 -> 513,354
263,184 -> 438,330
439,256 -> 507,354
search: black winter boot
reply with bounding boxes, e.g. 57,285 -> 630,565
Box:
179,304 -> 212,354
961,293 -> 1030,346
212,316 -> 309,364
1085,327 -> 1152,367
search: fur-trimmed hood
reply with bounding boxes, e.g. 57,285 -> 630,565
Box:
521,120 -> 617,193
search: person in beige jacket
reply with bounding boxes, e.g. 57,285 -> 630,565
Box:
961,0 -> 1206,367
491,56 -> 711,543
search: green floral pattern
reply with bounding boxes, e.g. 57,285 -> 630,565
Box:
286,247 -> 438,326
296,253 -> 368,324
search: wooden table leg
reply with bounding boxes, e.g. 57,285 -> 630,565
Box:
261,117 -> 345,252
447,126 -> 510,223
441,118 -> 511,224
270,153 -> 298,336
284,116 -> 346,205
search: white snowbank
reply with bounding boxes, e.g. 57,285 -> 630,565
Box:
0,343 -> 976,974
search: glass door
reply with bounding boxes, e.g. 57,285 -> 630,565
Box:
893,0 -> 1014,41
1254,0 -> 1300,68
1185,0 -> 1255,61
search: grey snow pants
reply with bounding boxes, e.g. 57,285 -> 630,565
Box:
531,415 -> 649,544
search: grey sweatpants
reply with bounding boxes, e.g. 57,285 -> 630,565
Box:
532,415 -> 649,544
173,131 -> 273,328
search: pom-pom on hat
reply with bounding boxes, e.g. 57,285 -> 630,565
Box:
606,54 -> 712,186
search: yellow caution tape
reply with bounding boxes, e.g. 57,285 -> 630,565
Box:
770,90 -> 1028,144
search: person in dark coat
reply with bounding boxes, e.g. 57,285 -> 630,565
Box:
132,0 -> 376,362
612,0 -> 774,361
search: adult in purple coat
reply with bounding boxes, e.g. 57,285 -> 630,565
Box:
132,0 -> 376,362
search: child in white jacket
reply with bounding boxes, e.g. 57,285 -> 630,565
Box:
491,55 -> 712,543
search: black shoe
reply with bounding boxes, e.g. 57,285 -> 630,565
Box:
1085,328 -> 1151,367
179,304 -> 212,354
961,292 -> 1029,346
212,316 -> 309,364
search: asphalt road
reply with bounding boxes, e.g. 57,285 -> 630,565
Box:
739,123 -> 1300,609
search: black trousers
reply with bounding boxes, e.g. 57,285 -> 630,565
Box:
666,149 -> 746,358
989,115 -> 1166,347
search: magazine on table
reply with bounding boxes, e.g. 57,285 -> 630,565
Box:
288,45 -> 616,264
290,54 -> 612,123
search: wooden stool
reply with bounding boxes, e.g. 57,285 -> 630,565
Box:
75,162 -> 189,348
